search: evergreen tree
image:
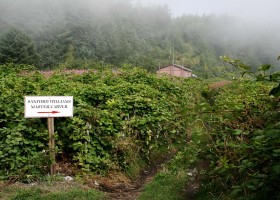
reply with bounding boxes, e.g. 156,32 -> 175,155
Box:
0,28 -> 38,66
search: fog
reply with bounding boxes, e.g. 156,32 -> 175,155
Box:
0,0 -> 279,72
134,0 -> 280,21
1,0 -> 279,33
135,0 -> 280,37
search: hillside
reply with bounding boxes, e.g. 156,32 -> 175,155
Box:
0,0 -> 279,78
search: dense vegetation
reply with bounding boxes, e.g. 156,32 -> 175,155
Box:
1,63 -> 279,199
0,0 -> 279,78
0,0 -> 280,199
0,65 -> 200,179
203,58 -> 280,199
167,60 -> 280,200
199,81 -> 280,199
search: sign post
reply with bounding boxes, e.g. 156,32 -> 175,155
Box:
48,117 -> 55,175
24,96 -> 73,175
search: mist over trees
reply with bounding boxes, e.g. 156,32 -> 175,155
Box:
0,0 -> 279,78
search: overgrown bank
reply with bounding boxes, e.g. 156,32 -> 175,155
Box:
0,65 -> 203,181
195,61 -> 280,199
1,64 -> 280,200
139,75 -> 280,200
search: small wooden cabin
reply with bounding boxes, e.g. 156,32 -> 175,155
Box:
156,64 -> 192,78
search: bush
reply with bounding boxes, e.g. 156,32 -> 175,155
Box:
0,66 -> 200,178
198,58 -> 280,199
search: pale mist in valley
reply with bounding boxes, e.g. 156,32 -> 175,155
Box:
0,0 -> 279,75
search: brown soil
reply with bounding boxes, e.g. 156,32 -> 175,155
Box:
86,155 -> 174,200
55,154 -> 170,199
98,154 -> 207,200
100,168 -> 159,200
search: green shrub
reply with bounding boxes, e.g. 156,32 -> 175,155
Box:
0,66 -> 200,178
198,58 -> 280,199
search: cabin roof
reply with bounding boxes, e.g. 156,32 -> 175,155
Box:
159,64 -> 192,72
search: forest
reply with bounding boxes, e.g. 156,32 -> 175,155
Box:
0,0 -> 279,78
0,0 -> 280,200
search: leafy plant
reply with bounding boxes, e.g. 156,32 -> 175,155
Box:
198,57 -> 280,199
0,66 -> 198,179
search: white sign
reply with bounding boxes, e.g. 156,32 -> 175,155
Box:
25,96 -> 73,118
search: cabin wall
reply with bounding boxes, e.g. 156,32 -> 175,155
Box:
157,65 -> 192,78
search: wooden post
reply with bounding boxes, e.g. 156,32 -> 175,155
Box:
48,117 -> 55,175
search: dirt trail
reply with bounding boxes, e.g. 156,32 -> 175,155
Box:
101,161 -> 205,200
91,155 -> 173,200
96,155 -> 174,200
104,167 -> 159,200
99,155 -> 205,200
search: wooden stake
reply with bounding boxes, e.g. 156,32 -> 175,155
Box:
48,117 -> 55,175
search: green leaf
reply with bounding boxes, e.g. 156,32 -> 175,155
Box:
241,71 -> 247,77
256,74 -> 265,81
233,129 -> 243,135
269,84 -> 280,97
270,72 -> 280,81
272,165 -> 280,174
258,64 -> 271,71
230,186 -> 243,197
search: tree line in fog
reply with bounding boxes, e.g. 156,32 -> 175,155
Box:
0,0 -> 279,78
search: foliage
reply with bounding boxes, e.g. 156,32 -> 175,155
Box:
197,59 -> 280,199
0,28 -> 38,65
1,56 -> 280,200
222,55 -> 280,96
0,66 -> 199,178
137,79 -> 208,200
167,123 -> 208,175
0,69 -> 49,180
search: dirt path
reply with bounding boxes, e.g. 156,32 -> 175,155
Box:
103,162 -> 205,200
84,149 -> 207,200
94,155 -> 174,200
104,166 -> 160,200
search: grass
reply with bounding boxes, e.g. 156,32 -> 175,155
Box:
137,172 -> 187,200
0,181 -> 107,200
10,188 -> 106,200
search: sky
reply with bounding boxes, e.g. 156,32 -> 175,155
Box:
133,0 -> 280,22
